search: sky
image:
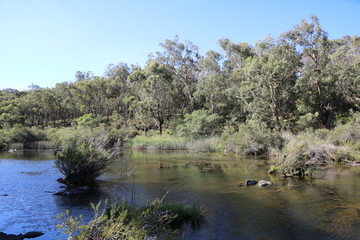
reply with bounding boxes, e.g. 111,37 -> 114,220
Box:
0,0 -> 359,91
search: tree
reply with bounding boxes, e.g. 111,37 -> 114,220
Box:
237,37 -> 299,130
154,36 -> 202,112
283,15 -> 340,128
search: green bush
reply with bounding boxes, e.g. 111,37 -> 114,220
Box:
55,137 -> 117,186
76,113 -> 98,127
0,125 -> 52,150
176,109 -> 222,138
220,122 -> 284,155
58,198 -> 204,240
277,123 -> 360,176
49,126 -> 125,152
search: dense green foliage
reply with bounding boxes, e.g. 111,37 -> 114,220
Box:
1,16 -> 358,137
55,131 -> 121,186
57,198 -> 204,239
1,16 -> 359,173
276,112 -> 360,175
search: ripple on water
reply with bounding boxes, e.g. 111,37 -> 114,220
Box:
1,151 -> 360,240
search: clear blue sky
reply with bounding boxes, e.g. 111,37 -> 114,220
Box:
1,0 -> 359,90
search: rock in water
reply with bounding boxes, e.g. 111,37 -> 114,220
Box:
258,180 -> 272,187
246,180 -> 258,186
0,231 -> 44,239
23,232 -> 44,238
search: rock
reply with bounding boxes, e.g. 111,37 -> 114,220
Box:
0,231 -> 44,240
246,180 -> 258,186
56,178 -> 67,184
54,186 -> 91,196
23,232 -> 44,238
258,180 -> 273,187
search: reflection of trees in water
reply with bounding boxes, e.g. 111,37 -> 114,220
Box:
183,161 -> 223,173
274,182 -> 360,239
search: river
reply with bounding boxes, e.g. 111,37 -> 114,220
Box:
1,150 -> 360,239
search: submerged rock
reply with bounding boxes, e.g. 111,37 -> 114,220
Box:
54,186 -> 91,196
258,180 -> 273,187
246,180 -> 258,186
0,231 -> 44,240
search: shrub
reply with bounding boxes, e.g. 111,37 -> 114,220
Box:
76,113 -> 97,127
0,125 -> 52,150
55,137 -> 117,186
277,126 -> 360,176
176,110 -> 222,138
58,198 -> 204,240
220,123 -> 284,155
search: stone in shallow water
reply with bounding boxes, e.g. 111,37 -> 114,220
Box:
0,231 -> 44,240
245,180 -> 258,186
258,180 -> 272,187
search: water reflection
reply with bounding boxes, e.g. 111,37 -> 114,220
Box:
0,151 -> 360,239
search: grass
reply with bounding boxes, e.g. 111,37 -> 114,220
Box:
130,134 -> 220,152
158,202 -> 204,228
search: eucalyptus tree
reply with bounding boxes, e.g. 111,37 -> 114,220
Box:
53,82 -> 79,127
237,37 -> 299,130
127,61 -> 179,135
154,36 -> 202,112
0,89 -> 24,128
127,66 -> 153,132
195,50 -> 232,121
327,35 -> 360,113
71,77 -> 110,120
218,39 -> 255,124
283,15 -> 344,128
103,63 -> 131,123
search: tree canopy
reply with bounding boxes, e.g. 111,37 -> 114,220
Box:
1,16 -> 359,135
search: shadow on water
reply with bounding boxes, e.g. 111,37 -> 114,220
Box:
1,150 -> 360,239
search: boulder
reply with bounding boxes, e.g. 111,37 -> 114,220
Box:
246,180 -> 258,186
258,180 -> 272,187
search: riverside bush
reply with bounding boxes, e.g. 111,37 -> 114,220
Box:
176,109 -> 222,138
277,121 -> 360,175
220,123 -> 284,155
58,198 -> 204,240
55,136 -> 119,186
0,125 -> 51,150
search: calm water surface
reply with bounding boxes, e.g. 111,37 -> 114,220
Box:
1,150 -> 360,239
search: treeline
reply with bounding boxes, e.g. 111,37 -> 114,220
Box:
1,16 -> 359,136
